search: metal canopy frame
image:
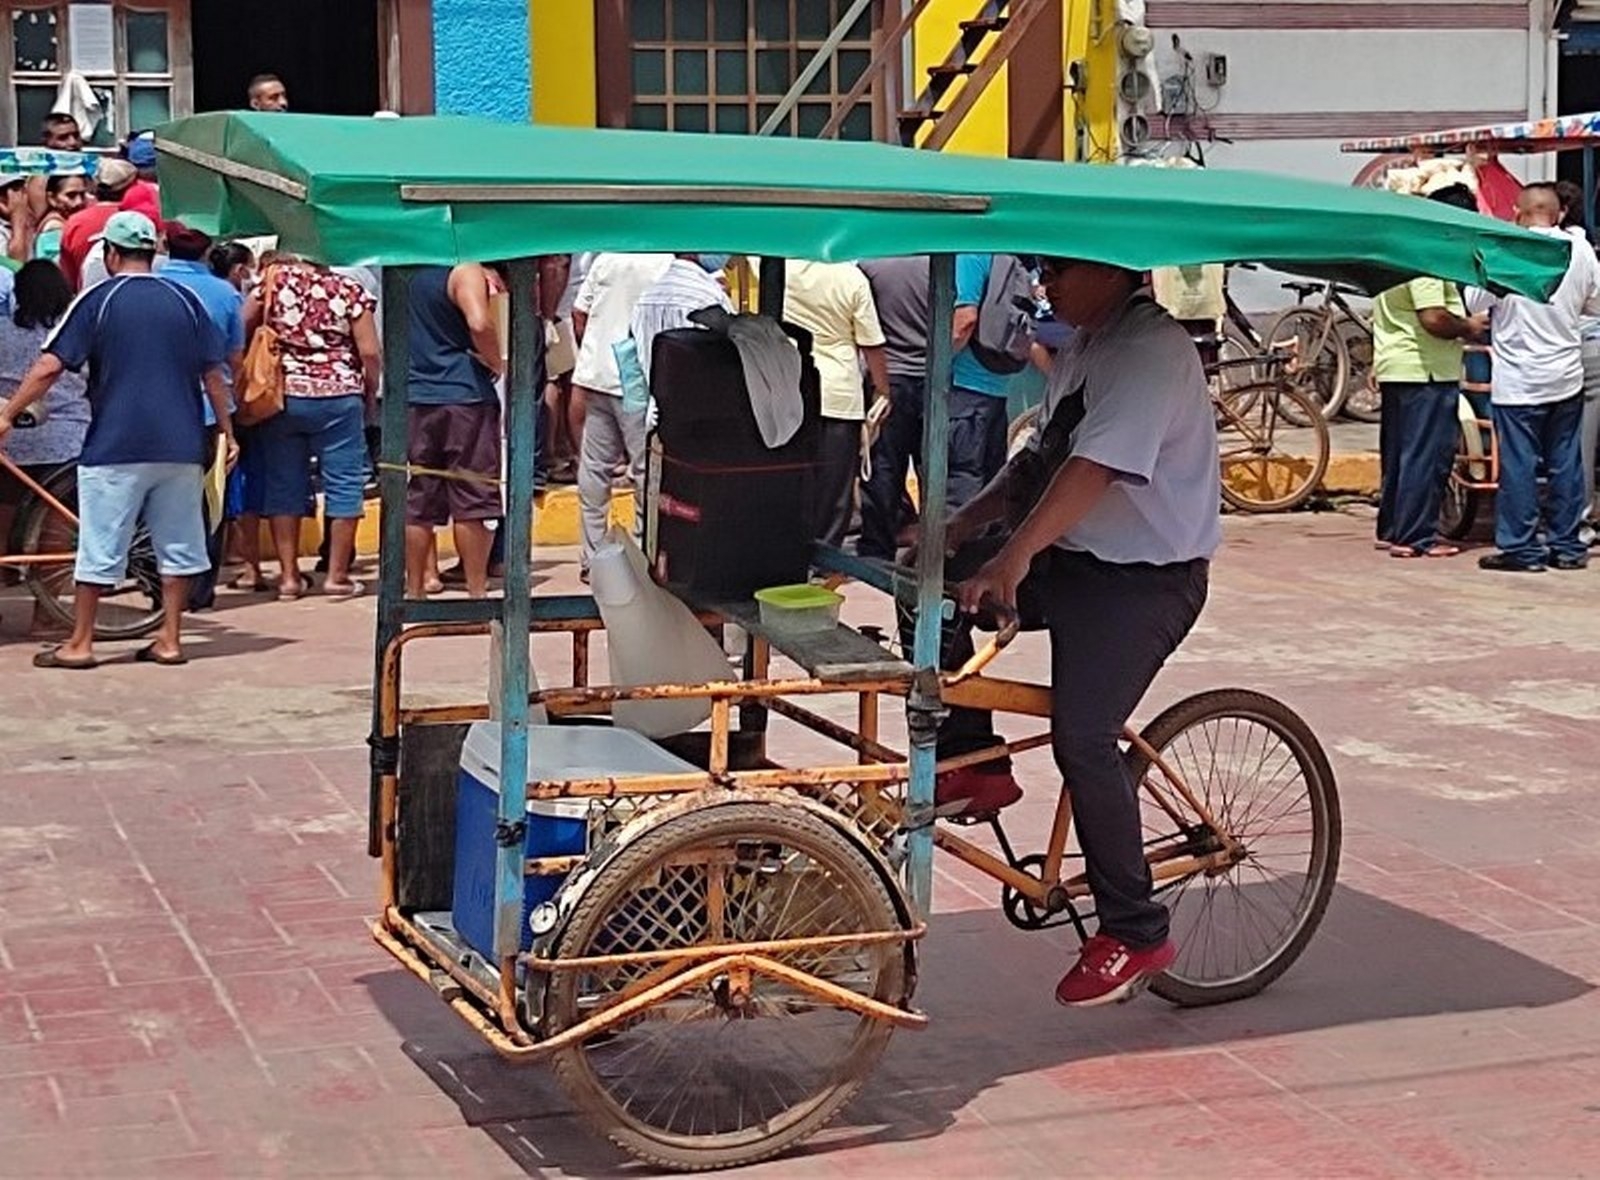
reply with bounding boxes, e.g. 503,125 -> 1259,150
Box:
365,247 -> 958,937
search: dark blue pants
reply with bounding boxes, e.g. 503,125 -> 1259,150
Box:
1493,395 -> 1586,566
907,543 -> 1208,948
1377,381 -> 1459,551
858,380 -> 1008,560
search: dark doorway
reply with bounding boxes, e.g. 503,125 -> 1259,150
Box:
191,0 -> 380,116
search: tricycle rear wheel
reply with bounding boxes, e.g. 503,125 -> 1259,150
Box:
543,802 -> 909,1172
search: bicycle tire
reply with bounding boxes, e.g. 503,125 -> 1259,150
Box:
1216,382 -> 1330,513
1266,307 -> 1350,422
544,802 -> 909,1172
1335,314 -> 1379,422
1006,406 -> 1039,459
15,465 -> 165,640
1439,479 -> 1480,541
1126,689 -> 1341,1007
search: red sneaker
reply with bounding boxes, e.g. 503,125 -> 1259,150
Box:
1055,933 -> 1177,1007
934,766 -> 1023,818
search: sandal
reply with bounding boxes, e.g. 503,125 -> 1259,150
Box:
1389,544 -> 1462,559
229,572 -> 270,592
135,644 -> 188,667
277,581 -> 310,602
32,647 -> 97,670
322,579 -> 366,601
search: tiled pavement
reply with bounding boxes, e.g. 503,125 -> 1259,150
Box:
3,510 -> 1600,1177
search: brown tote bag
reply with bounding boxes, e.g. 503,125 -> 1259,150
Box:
235,267 -> 286,427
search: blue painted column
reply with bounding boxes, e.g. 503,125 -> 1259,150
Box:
433,0 -> 532,122
905,254 -> 955,917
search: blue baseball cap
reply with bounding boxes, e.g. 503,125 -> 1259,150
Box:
124,131 -> 157,170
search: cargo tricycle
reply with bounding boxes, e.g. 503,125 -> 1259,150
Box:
155,112 -> 1571,1171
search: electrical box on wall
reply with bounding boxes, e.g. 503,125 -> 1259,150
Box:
1204,53 -> 1227,87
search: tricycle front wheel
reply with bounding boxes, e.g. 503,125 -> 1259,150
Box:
543,802 -> 910,1172
1128,689 -> 1341,1007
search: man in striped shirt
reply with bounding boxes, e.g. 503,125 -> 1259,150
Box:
629,253 -> 734,379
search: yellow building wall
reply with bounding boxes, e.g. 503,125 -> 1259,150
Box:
527,2 -> 1112,162
532,2 -> 598,126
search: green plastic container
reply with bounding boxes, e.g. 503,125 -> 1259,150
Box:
754,584 -> 843,633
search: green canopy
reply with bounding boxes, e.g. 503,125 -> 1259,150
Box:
155,112 -> 1570,298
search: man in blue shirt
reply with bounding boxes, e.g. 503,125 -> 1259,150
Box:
950,254 -> 1021,503
0,211 -> 234,669
160,221 -> 246,609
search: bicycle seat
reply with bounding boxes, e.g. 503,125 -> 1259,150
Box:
1329,282 -> 1365,299
1280,280 -> 1322,297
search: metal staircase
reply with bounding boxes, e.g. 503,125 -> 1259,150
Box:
813,0 -> 1058,149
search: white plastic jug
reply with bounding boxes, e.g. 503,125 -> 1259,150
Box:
589,529 -> 733,738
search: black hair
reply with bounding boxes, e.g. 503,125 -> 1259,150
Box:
1426,183 -> 1478,213
1555,179 -> 1586,229
208,241 -> 254,280
41,112 -> 78,133
12,259 -> 73,330
45,174 -> 84,196
106,244 -> 157,266
249,73 -> 283,95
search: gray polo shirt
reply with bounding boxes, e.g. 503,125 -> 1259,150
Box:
1032,296 -> 1221,565
859,255 -> 929,379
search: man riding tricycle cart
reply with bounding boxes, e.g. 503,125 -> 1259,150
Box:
156,112 -> 1570,1171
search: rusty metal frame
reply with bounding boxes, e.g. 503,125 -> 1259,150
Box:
375,594 -> 1244,1050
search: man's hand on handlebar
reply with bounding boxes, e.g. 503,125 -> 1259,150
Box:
957,542 -> 1030,616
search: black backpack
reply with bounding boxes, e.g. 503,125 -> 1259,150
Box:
968,254 -> 1038,374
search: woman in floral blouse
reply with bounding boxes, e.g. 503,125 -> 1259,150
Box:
245,258 -> 382,599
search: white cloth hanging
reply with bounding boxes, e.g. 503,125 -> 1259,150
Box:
52,72 -> 106,141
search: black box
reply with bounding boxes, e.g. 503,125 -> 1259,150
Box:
644,326 -> 820,598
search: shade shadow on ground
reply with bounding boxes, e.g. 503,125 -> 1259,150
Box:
361,881 -> 1591,1176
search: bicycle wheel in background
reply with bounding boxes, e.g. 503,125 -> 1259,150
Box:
12,466 -> 165,640
1216,381 -> 1330,512
1338,315 -> 1381,422
1213,319 -> 1269,402
1266,307 -> 1350,422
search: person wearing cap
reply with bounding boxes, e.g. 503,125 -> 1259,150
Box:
0,211 -> 236,669
0,172 -> 32,268
58,158 -> 139,289
161,221 -> 247,609
912,257 -> 1220,1009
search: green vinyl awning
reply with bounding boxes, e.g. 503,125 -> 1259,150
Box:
154,112 -> 1571,299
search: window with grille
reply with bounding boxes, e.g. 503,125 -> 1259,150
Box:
608,0 -> 878,139
2,2 -> 191,147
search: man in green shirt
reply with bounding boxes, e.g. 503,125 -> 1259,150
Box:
1372,185 -> 1488,557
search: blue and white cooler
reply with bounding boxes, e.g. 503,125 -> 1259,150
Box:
451,720 -> 700,959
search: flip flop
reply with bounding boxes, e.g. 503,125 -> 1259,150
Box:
277,581 -> 309,602
135,644 -> 188,667
423,577 -> 445,595
229,573 -> 270,592
322,580 -> 366,601
33,647 -> 97,670
1389,544 -> 1461,559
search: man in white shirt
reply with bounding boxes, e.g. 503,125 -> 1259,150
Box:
1474,184 -> 1600,572
571,252 -> 673,574
933,258 -> 1219,1008
782,260 -> 889,547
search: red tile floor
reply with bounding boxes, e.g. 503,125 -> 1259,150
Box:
2,510 -> 1599,1176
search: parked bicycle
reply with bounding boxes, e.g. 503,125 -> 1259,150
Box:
0,449 -> 164,638
1268,279 -> 1379,424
